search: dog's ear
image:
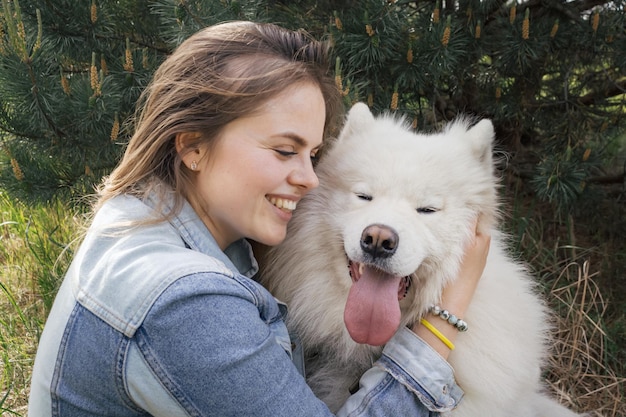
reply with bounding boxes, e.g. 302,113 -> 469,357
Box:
465,119 -> 495,168
338,102 -> 375,141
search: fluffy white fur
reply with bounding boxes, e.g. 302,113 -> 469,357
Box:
259,103 -> 582,416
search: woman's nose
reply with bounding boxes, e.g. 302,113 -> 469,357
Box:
290,158 -> 319,190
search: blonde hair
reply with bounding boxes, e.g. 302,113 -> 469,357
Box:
97,21 -> 343,217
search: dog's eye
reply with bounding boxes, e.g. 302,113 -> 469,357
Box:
356,193 -> 373,201
417,207 -> 437,214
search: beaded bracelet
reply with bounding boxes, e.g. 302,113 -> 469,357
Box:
430,305 -> 469,332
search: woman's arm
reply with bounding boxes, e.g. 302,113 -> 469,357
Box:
132,271 -> 471,416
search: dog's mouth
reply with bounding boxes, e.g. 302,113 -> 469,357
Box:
344,260 -> 412,346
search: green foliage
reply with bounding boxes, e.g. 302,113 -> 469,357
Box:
0,0 -> 151,200
328,0 -> 625,217
152,0 -> 272,45
0,0 -> 624,215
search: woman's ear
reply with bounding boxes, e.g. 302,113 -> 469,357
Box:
175,132 -> 203,171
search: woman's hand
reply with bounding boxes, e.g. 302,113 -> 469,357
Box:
412,219 -> 491,359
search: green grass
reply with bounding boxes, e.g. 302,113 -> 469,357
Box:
0,186 -> 624,416
0,191 -> 83,415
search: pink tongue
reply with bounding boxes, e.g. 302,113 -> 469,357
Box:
344,265 -> 402,346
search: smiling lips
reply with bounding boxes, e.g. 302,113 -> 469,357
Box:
267,196 -> 297,212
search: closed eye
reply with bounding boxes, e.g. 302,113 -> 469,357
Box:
417,207 -> 438,214
274,149 -> 297,157
357,194 -> 373,201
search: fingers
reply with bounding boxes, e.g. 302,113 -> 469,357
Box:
442,215 -> 491,303
467,214 -> 490,250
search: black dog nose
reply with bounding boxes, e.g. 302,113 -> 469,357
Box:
360,224 -> 399,258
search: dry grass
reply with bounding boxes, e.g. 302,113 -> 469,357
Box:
545,259 -> 625,416
504,174 -> 626,417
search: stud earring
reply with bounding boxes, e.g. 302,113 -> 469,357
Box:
190,161 -> 198,171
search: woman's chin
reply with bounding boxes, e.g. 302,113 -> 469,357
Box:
255,230 -> 287,247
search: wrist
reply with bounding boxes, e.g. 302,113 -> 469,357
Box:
411,305 -> 470,359
411,314 -> 459,359
438,289 -> 473,320
429,305 -> 469,332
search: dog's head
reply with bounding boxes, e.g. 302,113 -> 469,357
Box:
313,103 -> 499,346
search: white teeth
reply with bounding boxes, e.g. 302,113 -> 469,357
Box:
268,197 -> 297,211
358,263 -> 365,275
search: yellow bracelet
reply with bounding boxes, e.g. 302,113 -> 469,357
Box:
420,318 -> 455,350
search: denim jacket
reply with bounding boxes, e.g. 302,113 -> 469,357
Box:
29,193 -> 463,416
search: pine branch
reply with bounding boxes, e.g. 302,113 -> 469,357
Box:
587,173 -> 625,185
545,1 -> 586,23
573,0 -> 613,13
577,79 -> 626,106
25,63 -> 67,139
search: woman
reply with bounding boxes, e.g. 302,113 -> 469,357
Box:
29,21 -> 489,416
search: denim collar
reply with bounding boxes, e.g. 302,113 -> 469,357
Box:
74,191 -> 260,337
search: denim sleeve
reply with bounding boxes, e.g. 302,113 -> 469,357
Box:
132,273 -> 462,417
338,327 -> 463,416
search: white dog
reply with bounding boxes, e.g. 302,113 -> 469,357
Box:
259,103 -> 581,416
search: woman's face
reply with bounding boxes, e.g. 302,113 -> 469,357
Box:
190,82 -> 326,249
